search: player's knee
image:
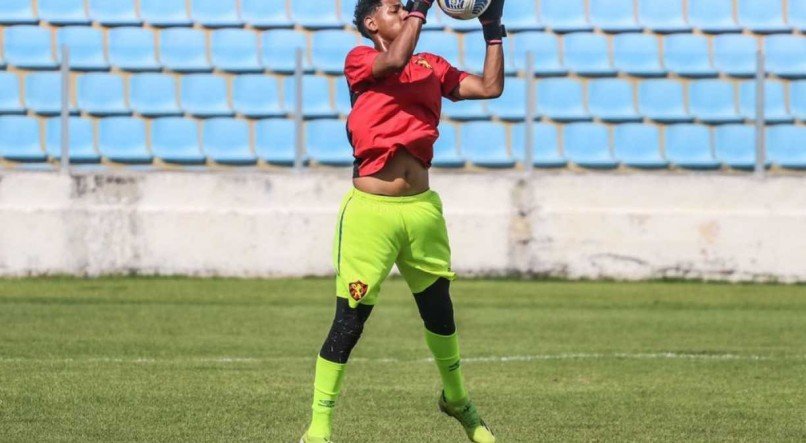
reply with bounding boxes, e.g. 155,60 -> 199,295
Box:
413,277 -> 456,335
319,297 -> 373,363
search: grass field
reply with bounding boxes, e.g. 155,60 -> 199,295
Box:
1,278 -> 805,442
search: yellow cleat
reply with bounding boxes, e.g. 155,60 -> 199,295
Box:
299,431 -> 333,443
438,390 -> 496,443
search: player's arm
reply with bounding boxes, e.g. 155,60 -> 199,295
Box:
450,0 -> 507,100
372,1 -> 433,78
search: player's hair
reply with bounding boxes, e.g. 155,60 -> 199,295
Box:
353,0 -> 384,39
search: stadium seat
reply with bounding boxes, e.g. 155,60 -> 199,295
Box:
241,0 -> 291,29
487,78 -> 527,121
160,28 -> 212,72
689,80 -> 743,124
335,79 -> 352,116
688,0 -> 740,33
77,73 -> 131,116
714,125 -> 766,170
284,76 -> 337,119
0,0 -> 38,25
587,79 -> 642,123
417,32 -> 460,67
793,81 -> 806,121
638,80 -> 693,123
233,75 -> 285,118
56,27 -> 109,71
613,33 -> 665,77
637,0 -> 690,33
202,118 -> 256,165
712,34 -> 758,77
4,26 -> 57,69
150,118 -> 205,164
432,124 -> 464,168
130,74 -> 182,117
737,0 -> 789,33
738,81 -> 793,124
39,0 -> 90,25
767,126 -> 806,169
262,30 -> 312,73
662,34 -> 718,77
255,119 -> 298,165
140,0 -> 191,27
537,78 -> 590,122
305,120 -> 354,166
191,0 -> 242,27
501,0 -> 543,32
0,73 -> 25,115
665,124 -> 720,169
461,122 -> 515,168
765,35 -> 806,79
291,0 -> 342,29
589,0 -> 642,32
0,116 -> 45,162
442,97 -> 489,121
463,31 -> 513,75
562,33 -> 616,77
108,27 -> 161,71
790,1 -> 806,30
181,75 -> 233,118
45,118 -> 100,163
98,117 -> 152,164
613,124 -> 667,168
541,0 -> 592,32
510,32 -> 566,76
25,73 -> 76,115
511,123 -> 567,168
563,123 -> 617,168
312,30 -> 358,74
211,29 -> 261,73
88,0 -> 141,26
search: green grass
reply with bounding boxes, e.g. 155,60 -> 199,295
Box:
1,278 -> 805,442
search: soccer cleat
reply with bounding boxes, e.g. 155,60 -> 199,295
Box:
438,390 -> 496,443
299,431 -> 333,443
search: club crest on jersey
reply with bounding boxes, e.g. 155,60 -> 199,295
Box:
415,57 -> 432,70
349,280 -> 368,301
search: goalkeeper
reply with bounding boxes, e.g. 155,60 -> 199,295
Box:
301,0 -> 505,442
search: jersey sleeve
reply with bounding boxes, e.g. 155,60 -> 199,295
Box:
427,54 -> 471,102
344,46 -> 380,93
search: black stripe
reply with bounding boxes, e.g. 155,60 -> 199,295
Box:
335,195 -> 354,276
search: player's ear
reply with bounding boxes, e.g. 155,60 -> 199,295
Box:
364,14 -> 378,34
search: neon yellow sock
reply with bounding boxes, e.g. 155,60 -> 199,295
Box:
307,355 -> 346,439
424,329 -> 468,405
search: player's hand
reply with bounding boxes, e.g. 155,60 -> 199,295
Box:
404,0 -> 434,23
478,0 -> 505,25
478,0 -> 507,44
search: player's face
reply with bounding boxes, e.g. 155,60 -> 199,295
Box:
371,0 -> 408,42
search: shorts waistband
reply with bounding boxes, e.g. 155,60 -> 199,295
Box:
349,187 -> 435,203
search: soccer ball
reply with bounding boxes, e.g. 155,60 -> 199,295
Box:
437,0 -> 493,20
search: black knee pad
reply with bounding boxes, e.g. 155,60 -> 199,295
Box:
319,297 -> 373,363
413,277 -> 456,335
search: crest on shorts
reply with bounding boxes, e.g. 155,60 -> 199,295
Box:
415,57 -> 432,70
349,280 -> 368,301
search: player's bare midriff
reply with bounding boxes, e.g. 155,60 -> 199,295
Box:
352,148 -> 430,197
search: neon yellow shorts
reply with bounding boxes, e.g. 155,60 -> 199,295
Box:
333,187 -> 456,308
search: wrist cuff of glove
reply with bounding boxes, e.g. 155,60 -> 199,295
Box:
482,23 -> 507,44
405,0 -> 432,22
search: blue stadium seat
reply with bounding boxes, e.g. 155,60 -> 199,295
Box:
442,97 -> 489,121
637,0 -> 690,33
501,0 -> 543,32
202,118 -> 256,165
25,72 -> 76,115
233,75 -> 285,118
130,74 -> 182,117
665,124 -> 720,169
689,80 -> 742,124
511,123 -> 567,168
4,26 -> 57,69
140,0 -> 191,27
291,0 -> 342,29
737,0 -> 789,33
587,79 -> 641,123
613,124 -> 667,168
638,80 -> 693,123
56,26 -> 109,71
39,0 -> 90,25
181,74 -> 233,118
432,124 -> 464,168
108,27 -> 161,71
510,32 -> 566,76
663,34 -> 717,77
45,117 -> 100,163
767,126 -> 806,169
151,118 -> 206,164
537,78 -> 590,122
765,35 -> 806,79
714,125 -> 767,169
487,78 -> 527,121
211,29 -> 261,73
793,81 -> 806,121
335,79 -> 352,116
790,1 -> 806,30
255,119 -> 298,165
191,0 -> 242,27
0,73 -> 25,115
306,120 -> 353,166
98,117 -> 152,164
88,0 -> 141,26
563,123 -> 617,168
0,0 -> 38,25
262,30 -> 312,73
613,33 -> 665,77
284,76 -> 337,119
541,0 -> 592,32
417,32 -> 460,67
713,34 -> 758,77
562,33 -> 616,76
462,31 -> 508,75
738,81 -> 793,123
688,0 -> 740,33
241,0 -> 291,29
77,73 -> 131,116
589,0 -> 642,32
0,116 -> 45,162
312,30 -> 358,74
160,28 -> 212,72
461,122 -> 514,168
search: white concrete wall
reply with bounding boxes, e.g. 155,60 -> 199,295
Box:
1,169 -> 804,282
